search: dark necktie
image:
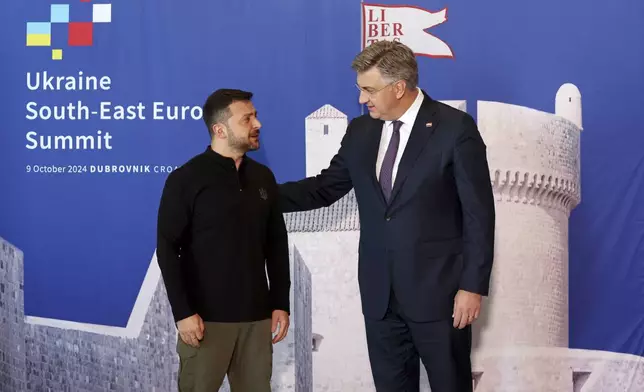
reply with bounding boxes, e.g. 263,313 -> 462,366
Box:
379,120 -> 403,202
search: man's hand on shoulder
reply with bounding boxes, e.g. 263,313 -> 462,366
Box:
452,290 -> 482,329
271,310 -> 289,344
177,314 -> 204,348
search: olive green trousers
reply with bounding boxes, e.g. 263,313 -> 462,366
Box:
176,318 -> 273,392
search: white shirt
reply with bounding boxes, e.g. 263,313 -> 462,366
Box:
375,88 -> 424,184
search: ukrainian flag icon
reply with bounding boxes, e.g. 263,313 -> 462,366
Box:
26,22 -> 51,46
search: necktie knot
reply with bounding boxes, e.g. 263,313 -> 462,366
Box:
379,120 -> 403,203
392,120 -> 403,134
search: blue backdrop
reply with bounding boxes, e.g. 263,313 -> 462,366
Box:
1,0 -> 643,358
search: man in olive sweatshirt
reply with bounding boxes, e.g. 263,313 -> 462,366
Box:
156,88 -> 291,392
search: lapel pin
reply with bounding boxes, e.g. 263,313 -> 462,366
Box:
426,122 -> 433,127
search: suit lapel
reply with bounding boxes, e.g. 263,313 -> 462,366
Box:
388,94 -> 440,207
364,117 -> 386,207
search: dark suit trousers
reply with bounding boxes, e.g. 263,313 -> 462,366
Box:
364,290 -> 473,392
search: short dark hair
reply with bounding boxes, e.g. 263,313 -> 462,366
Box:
202,89 -> 253,136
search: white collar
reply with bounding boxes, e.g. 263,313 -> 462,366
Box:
385,87 -> 424,128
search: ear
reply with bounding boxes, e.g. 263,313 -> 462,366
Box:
212,123 -> 227,139
394,80 -> 407,99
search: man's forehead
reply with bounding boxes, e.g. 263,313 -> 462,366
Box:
229,100 -> 256,116
357,69 -> 385,88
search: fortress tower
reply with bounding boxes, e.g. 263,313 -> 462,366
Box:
474,84 -> 582,350
284,104 -> 359,233
471,84 -> 582,390
556,83 -> 582,130
305,104 -> 348,177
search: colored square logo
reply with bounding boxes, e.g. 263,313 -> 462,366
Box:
27,34 -> 51,46
93,4 -> 111,23
26,22 -> 51,46
68,22 -> 93,46
27,2 -> 111,58
50,4 -> 70,23
27,22 -> 51,35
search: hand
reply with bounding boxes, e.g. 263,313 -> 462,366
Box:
452,290 -> 482,329
177,314 -> 204,348
271,310 -> 289,344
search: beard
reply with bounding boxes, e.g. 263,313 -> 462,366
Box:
226,129 -> 259,152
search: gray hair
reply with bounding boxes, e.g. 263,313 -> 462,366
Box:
351,41 -> 418,89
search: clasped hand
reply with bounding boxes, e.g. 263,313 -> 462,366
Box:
177,314 -> 204,348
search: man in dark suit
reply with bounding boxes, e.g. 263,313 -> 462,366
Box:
278,41 -> 495,391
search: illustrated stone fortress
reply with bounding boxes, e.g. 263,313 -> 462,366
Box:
1,83 -> 644,391
0,241 -> 26,392
283,85 -> 644,391
0,238 -> 311,392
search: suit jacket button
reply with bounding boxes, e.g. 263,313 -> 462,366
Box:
386,216 -> 391,221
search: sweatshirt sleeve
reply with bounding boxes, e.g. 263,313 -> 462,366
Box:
265,171 -> 291,314
156,171 -> 194,322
